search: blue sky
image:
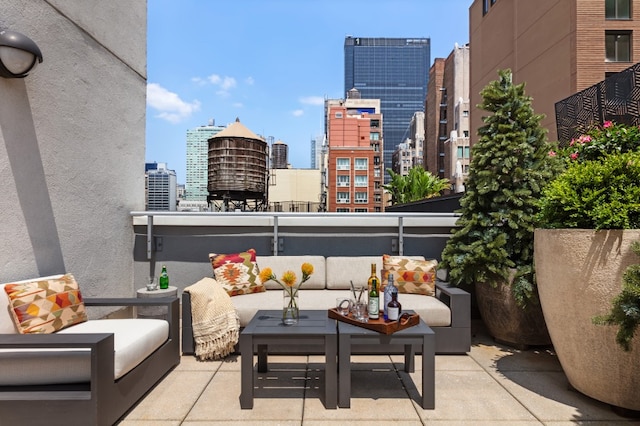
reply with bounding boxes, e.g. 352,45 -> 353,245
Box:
146,0 -> 471,183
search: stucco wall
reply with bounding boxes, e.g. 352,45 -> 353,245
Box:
0,0 -> 146,301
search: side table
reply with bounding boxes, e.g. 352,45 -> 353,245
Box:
337,311 -> 435,409
240,310 -> 337,409
136,286 -> 177,320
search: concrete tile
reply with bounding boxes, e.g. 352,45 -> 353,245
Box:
391,354 -> 484,371
406,370 -> 538,421
174,354 -> 222,372
185,370 -> 305,422
470,342 -> 561,373
122,370 -> 213,421
494,371 -> 635,423
305,370 -> 420,421
118,422 -> 181,426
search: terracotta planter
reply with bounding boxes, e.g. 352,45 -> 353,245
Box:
534,229 -> 640,411
475,275 -> 551,348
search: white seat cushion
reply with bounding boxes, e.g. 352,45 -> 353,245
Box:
0,318 -> 168,386
230,289 -> 451,328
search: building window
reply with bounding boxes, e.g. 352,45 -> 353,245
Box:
462,110 -> 469,116
335,112 -> 343,118
355,175 -> 368,187
370,119 -> 380,128
463,130 -> 470,138
337,158 -> 350,170
606,31 -> 632,62
336,208 -> 350,212
374,168 -> 381,177
456,146 -> 471,159
370,132 -> 380,141
355,158 -> 368,170
337,175 -> 350,187
337,192 -> 350,204
354,192 -> 368,203
354,208 -> 368,212
483,0 -> 490,15
606,0 -> 631,19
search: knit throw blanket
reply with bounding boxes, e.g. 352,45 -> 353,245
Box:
184,277 -> 240,361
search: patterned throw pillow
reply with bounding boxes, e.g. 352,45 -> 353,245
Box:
209,249 -> 265,296
3,273 -> 87,334
382,255 -> 438,296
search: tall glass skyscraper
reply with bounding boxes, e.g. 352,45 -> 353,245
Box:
185,121 -> 225,201
344,37 -> 430,182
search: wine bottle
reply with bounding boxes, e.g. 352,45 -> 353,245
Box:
367,263 -> 379,319
383,273 -> 397,321
159,265 -> 169,289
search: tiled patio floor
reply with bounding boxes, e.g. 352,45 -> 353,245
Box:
119,321 -> 640,425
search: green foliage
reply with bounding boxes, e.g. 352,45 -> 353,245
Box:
440,69 -> 559,306
538,152 -> 640,230
384,167 -> 450,205
593,241 -> 640,351
556,120 -> 640,162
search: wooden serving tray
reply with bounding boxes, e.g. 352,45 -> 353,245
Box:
328,308 -> 420,334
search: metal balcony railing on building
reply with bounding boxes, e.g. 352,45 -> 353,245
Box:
130,211 -> 459,291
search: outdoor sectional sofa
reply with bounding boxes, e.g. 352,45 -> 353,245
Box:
0,274 -> 180,426
182,255 -> 471,355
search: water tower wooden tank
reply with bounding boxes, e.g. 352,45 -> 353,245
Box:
207,118 -> 268,211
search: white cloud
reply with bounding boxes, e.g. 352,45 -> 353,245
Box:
245,76 -> 255,85
299,96 -> 325,106
191,77 -> 206,86
292,109 -> 304,117
233,102 -> 244,108
208,74 -> 237,90
147,83 -> 201,124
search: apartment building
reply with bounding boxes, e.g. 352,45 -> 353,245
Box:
470,0 -> 640,144
325,95 -> 383,212
424,44 -> 470,190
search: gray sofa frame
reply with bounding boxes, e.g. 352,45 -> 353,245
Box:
182,281 -> 470,355
0,297 -> 180,426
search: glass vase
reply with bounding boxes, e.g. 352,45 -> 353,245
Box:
282,287 -> 299,325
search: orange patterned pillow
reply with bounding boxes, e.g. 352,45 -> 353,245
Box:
382,255 -> 438,296
4,273 -> 87,334
209,249 -> 265,296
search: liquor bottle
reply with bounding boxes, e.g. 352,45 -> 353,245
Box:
159,265 -> 169,289
367,263 -> 379,319
383,273 -> 397,321
387,290 -> 401,321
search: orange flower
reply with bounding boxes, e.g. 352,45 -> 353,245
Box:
259,267 -> 274,283
281,270 -> 296,287
301,262 -> 314,277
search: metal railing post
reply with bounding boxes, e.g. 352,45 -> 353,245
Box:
273,215 -> 279,255
398,216 -> 404,256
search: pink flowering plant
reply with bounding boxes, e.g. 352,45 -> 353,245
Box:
553,120 -> 640,163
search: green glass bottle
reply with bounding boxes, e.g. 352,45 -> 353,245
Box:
159,265 -> 169,289
367,263 -> 379,320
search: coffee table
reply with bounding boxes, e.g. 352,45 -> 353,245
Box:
239,310 -> 337,409
337,311 -> 435,409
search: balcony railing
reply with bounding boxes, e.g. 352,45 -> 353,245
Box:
131,211 -> 459,290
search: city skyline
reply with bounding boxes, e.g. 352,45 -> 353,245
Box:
146,0 -> 471,183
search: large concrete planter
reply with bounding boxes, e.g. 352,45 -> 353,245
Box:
475,274 -> 551,348
534,229 -> 640,411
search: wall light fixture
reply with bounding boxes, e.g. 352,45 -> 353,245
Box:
0,29 -> 43,78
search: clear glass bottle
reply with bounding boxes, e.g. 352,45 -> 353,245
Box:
367,263 -> 379,320
159,265 -> 169,289
383,273 -> 397,321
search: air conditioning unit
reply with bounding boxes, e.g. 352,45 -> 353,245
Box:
337,199 -> 349,204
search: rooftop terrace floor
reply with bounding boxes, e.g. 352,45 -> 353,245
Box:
119,320 -> 639,425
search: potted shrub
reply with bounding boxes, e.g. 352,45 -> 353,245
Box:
440,69 -> 558,347
535,120 -> 640,412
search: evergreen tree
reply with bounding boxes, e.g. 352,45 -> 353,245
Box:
384,167 -> 450,205
440,69 -> 558,306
